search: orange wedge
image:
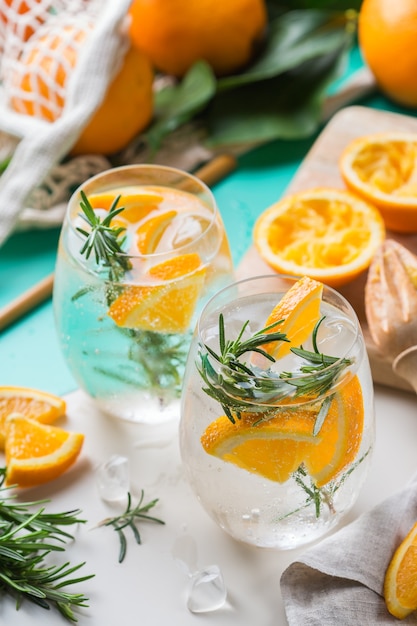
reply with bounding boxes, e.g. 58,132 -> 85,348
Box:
5,413 -> 84,488
384,520 -> 417,619
136,210 -> 177,254
253,188 -> 385,287
88,189 -> 163,223
108,252 -> 207,333
0,386 -> 66,450
201,375 -> 364,487
258,276 -> 323,360
339,133 -> 417,233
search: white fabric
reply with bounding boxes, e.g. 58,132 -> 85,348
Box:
0,0 -> 132,245
281,472 -> 417,625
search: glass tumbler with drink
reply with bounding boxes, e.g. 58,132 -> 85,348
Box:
53,164 -> 234,423
179,274 -> 374,549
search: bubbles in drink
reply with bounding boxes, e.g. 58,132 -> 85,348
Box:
54,173 -> 234,424
180,277 -> 374,549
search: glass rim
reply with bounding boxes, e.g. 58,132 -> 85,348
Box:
196,273 -> 361,395
65,163 -> 219,261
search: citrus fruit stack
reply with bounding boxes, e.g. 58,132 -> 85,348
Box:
254,188 -> 386,287
201,276 -> 364,487
384,521 -> 417,619
0,386 -> 83,488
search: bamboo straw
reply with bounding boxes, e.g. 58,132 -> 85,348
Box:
0,154 -> 237,332
0,273 -> 55,332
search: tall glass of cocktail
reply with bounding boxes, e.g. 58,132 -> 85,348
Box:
53,164 -> 234,423
179,274 -> 374,549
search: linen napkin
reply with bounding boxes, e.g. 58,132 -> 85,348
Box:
0,0 -> 131,246
281,472 -> 417,625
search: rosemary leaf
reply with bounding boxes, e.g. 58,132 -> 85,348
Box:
313,394 -> 333,436
199,315 -> 353,424
0,469 -> 93,622
96,491 -> 165,563
76,190 -> 132,274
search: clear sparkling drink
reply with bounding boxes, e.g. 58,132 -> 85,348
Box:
53,165 -> 234,423
179,275 -> 374,549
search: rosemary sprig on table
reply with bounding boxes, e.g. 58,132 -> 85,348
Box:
76,190 -> 132,283
96,491 -> 165,563
199,314 -> 352,426
0,468 -> 93,622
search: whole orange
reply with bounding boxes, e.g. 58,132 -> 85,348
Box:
10,24 -> 154,155
358,0 -> 417,108
128,0 -> 267,78
71,45 -> 154,155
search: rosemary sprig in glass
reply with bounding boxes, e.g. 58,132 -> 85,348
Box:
0,468 -> 93,622
277,450 -> 371,522
198,314 -> 352,428
96,491 -> 165,563
76,190 -> 132,285
74,192 -> 191,398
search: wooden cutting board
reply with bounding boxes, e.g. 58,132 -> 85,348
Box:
237,105 -> 417,392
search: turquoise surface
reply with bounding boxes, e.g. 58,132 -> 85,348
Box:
1,51 -> 416,397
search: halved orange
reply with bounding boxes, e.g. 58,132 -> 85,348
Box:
384,520 -> 417,619
201,375 -> 364,487
0,386 -> 66,450
5,413 -> 84,488
108,252 -> 207,333
253,188 -> 385,287
87,189 -> 163,223
339,133 -> 417,233
257,276 -> 323,360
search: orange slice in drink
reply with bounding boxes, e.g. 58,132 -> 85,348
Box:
5,413 -> 84,487
201,375 -> 364,487
108,252 -> 207,333
136,210 -> 177,254
257,276 -> 323,360
384,520 -> 417,619
88,189 -> 163,223
253,188 -> 385,287
0,386 -> 66,450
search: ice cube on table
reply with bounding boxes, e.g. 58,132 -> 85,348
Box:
95,454 -> 130,502
187,565 -> 227,614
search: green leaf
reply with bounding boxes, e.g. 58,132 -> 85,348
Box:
0,156 -> 11,175
205,40 -> 350,147
146,60 -> 217,150
217,10 -> 356,90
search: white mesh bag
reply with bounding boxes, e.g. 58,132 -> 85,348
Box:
0,0 -> 132,245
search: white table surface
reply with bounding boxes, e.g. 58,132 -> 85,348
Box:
2,383 -> 417,625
